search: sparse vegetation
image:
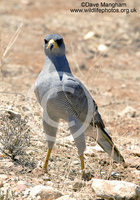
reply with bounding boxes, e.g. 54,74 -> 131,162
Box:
0,111 -> 30,161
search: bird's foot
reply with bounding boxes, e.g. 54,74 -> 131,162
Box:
43,169 -> 48,174
82,171 -> 93,181
43,165 -> 48,173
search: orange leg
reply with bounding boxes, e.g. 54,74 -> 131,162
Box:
43,148 -> 52,171
80,154 -> 86,180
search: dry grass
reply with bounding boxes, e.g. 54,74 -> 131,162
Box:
0,24 -> 22,71
0,111 -> 30,160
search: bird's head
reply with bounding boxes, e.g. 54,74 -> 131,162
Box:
44,34 -> 65,57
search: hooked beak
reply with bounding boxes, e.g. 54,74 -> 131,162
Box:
46,39 -> 59,50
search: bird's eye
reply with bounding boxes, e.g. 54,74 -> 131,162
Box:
56,39 -> 63,46
44,39 -> 48,44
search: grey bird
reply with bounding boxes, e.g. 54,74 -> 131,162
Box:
34,34 -> 124,180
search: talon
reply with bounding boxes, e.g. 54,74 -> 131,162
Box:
82,171 -> 93,181
82,170 -> 86,180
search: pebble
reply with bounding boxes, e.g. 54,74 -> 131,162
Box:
71,160 -> 79,165
98,44 -> 108,51
0,174 -> 9,181
84,31 -> 94,40
72,179 -> 85,192
90,145 -> 104,152
14,181 -> 27,192
30,185 -> 63,200
85,146 -> 97,157
111,172 -> 120,177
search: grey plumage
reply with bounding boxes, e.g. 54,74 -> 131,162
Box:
34,34 -> 124,173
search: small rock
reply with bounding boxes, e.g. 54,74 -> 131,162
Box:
14,181 -> 27,192
6,109 -> 21,120
111,172 -> 120,178
30,185 -> 63,200
71,160 -> 79,165
63,135 -> 74,142
23,188 -> 31,198
98,44 -> 107,51
121,84 -> 126,88
57,195 -> 76,200
14,177 -> 19,182
84,31 -> 94,40
91,145 -> 104,152
92,179 -> 140,200
0,174 -> 9,181
21,0 -> 31,5
42,175 -> 51,181
85,146 -> 97,157
73,179 -> 85,192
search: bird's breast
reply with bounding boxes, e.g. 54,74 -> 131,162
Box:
45,91 -> 77,120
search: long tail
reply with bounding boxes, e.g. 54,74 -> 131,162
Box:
95,126 -> 124,163
90,110 -> 124,163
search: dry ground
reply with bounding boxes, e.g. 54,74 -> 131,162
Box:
0,0 -> 140,199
